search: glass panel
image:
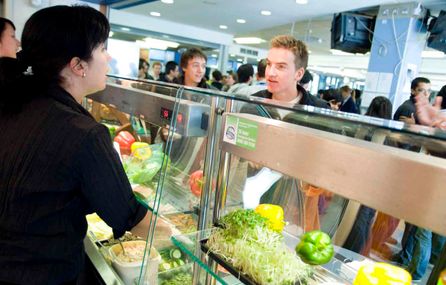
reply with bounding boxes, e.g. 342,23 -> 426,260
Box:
86,76 -> 446,284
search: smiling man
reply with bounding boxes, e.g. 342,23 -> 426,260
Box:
252,35 -> 327,108
179,47 -> 210,88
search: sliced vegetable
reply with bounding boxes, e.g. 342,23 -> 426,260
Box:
113,131 -> 135,155
254,204 -> 286,232
169,249 -> 182,259
295,230 -> 334,265
207,209 -> 313,285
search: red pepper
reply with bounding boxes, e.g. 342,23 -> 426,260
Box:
113,131 -> 135,155
189,170 -> 204,197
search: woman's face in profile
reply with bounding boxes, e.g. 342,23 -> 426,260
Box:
83,43 -> 112,94
0,23 -> 20,58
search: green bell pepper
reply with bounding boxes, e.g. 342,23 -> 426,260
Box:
295,230 -> 334,265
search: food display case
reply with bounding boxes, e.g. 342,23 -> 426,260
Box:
84,76 -> 446,285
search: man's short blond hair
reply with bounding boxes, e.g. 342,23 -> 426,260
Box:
270,35 -> 308,70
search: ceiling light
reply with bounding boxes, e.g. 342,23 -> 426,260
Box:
161,0 -> 174,3
211,54 -> 218,58
120,27 -> 130,31
219,25 -> 228,29
237,58 -> 243,62
236,19 -> 246,24
137,38 -> 180,50
150,11 -> 161,17
234,37 -> 266,44
230,54 -> 236,57
260,10 -> 271,16
422,50 -> 445,58
330,49 -> 354,56
109,31 -> 114,37
296,0 -> 308,4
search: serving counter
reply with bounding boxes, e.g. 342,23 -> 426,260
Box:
84,76 -> 446,285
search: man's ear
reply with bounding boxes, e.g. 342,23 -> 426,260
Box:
69,57 -> 86,77
294,67 -> 305,82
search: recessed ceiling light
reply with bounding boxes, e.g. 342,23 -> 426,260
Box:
230,54 -> 236,57
296,0 -> 308,4
422,50 -> 445,58
120,27 -> 130,31
219,25 -> 228,29
237,58 -> 243,62
261,10 -> 271,16
211,54 -> 218,58
236,19 -> 246,24
161,0 -> 174,3
234,37 -> 266,44
150,11 -> 161,17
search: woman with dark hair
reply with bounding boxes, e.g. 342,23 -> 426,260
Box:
343,96 -> 393,254
365,96 -> 392,119
0,6 -> 155,285
0,17 -> 20,58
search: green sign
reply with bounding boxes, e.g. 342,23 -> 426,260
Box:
224,115 -> 259,150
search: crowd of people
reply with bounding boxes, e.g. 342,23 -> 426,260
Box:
0,5 -> 445,284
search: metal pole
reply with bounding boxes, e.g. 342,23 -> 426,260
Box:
213,99 -> 235,224
193,96 -> 221,285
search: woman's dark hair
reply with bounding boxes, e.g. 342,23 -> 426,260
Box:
19,5 -> 109,84
0,17 -> 15,39
0,5 -> 109,112
365,96 -> 393,120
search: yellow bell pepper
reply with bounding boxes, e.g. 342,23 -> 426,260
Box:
254,204 -> 285,232
130,142 -> 152,160
353,263 -> 411,285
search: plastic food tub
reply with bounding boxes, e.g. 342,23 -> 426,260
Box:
109,240 -> 161,285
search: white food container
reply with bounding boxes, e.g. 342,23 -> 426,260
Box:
109,240 -> 161,285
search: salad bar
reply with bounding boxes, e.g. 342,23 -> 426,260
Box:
82,78 -> 446,285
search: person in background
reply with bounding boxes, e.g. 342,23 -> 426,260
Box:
245,35 -> 329,232
339,85 -> 358,113
222,71 -> 237,92
178,47 -> 210,88
343,96 -> 393,254
415,85 -> 446,130
252,35 -> 328,109
354,88 -> 363,113
228,63 -> 254,94
211,69 -> 223,90
159,60 -> 179,83
151,61 -> 162,81
138,58 -> 150,79
236,58 -> 267,96
0,17 -> 20,58
299,70 -> 313,92
0,6 -> 173,284
394,77 -> 431,124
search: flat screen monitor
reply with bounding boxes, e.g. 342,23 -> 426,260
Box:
427,10 -> 446,53
331,13 -> 375,54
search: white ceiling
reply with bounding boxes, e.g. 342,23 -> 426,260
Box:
124,0 -> 445,37
120,0 -> 446,89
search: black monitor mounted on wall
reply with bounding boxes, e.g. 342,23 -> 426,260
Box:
427,10 -> 446,53
331,13 -> 376,54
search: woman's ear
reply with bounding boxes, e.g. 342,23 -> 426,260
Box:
69,57 -> 86,78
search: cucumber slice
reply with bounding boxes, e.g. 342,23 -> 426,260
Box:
160,262 -> 171,271
169,249 -> 181,259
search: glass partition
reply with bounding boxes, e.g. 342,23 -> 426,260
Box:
85,76 -> 446,285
